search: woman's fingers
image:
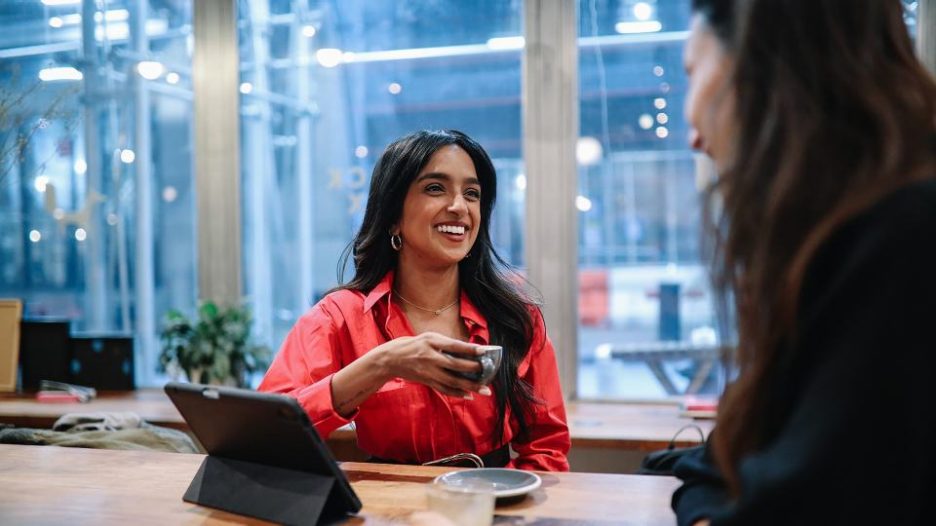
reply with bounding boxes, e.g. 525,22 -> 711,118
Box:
430,381 -> 472,399
421,332 -> 482,356
384,333 -> 491,397
439,352 -> 482,373
416,366 -> 491,399
432,369 -> 488,395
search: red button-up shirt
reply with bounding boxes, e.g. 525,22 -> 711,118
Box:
258,271 -> 571,471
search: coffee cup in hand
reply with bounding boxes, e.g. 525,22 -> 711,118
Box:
447,345 -> 503,385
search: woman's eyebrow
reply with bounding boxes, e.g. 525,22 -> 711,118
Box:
416,172 -> 480,185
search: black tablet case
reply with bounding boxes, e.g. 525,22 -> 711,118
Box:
164,382 -> 362,525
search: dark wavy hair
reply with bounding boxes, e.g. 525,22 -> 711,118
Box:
692,0 -> 936,493
337,129 -> 540,444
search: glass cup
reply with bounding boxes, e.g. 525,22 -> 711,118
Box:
425,478 -> 496,526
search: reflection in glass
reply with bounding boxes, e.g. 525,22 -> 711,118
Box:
576,0 -> 920,399
576,0 -> 719,399
0,0 -> 196,385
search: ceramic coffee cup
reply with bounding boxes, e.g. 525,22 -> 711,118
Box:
447,345 -> 502,385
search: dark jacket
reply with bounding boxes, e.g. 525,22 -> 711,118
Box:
672,179 -> 936,526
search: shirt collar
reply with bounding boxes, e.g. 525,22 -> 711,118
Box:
363,270 -> 394,313
362,270 -> 488,331
458,290 -> 487,330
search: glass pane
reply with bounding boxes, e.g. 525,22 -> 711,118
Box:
576,0 -> 720,400
238,0 -> 525,353
575,0 -> 922,400
0,0 -> 195,386
904,0 -> 919,40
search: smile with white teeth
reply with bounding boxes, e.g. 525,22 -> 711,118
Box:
437,225 -> 466,235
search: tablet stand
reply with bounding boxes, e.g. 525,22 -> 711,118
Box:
184,455 -> 340,525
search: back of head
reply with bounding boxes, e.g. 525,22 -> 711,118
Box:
698,0 -> 936,493
716,0 -> 936,306
691,0 -> 734,43
728,0 -> 935,204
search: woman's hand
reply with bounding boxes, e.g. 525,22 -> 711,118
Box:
330,332 -> 487,417
374,332 -> 488,398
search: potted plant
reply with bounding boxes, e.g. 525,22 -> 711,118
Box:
158,301 -> 271,388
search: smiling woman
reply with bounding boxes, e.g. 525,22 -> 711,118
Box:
393,144 -> 482,271
258,130 -> 571,472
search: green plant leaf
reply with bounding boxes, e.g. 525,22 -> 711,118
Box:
158,300 -> 272,386
199,301 -> 219,320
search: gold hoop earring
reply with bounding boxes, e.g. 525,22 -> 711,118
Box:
390,233 -> 403,251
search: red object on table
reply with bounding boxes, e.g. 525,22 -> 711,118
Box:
36,391 -> 83,403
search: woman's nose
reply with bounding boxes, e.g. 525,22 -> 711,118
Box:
448,194 -> 468,214
688,128 -> 703,151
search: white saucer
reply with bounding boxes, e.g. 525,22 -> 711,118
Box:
434,468 -> 542,498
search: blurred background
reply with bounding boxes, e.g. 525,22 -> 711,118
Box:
0,0 -> 923,399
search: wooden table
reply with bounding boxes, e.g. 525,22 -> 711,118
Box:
0,444 -> 680,525
0,390 -> 364,460
566,401 -> 712,450
0,390 -> 187,430
0,390 -> 713,457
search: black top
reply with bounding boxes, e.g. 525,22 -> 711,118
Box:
672,179 -> 936,526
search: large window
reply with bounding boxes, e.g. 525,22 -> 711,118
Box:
0,0 -> 196,385
237,0 -> 525,350
2,0 -> 925,394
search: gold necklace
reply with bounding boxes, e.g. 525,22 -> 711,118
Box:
394,290 -> 458,316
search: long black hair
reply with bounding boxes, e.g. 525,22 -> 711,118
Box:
337,129 -> 540,444
692,0 -> 936,493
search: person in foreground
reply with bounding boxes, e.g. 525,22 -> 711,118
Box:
260,129 -> 570,471
674,0 -> 936,524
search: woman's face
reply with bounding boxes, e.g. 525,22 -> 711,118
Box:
393,144 -> 482,269
684,14 -> 736,169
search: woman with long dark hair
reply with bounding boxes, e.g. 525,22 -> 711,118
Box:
674,0 -> 936,524
260,129 -> 570,471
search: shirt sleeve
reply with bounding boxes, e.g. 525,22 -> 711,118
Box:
672,197 -> 936,525
257,299 -> 357,438
508,308 -> 572,472
671,442 -> 731,526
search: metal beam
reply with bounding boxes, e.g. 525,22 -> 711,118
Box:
262,31 -> 688,69
0,41 -> 79,60
242,0 -> 274,345
292,0 -> 315,316
0,26 -> 190,60
130,0 -> 156,387
523,0 -> 579,400
193,0 -> 242,304
81,0 -> 107,331
920,0 -> 936,74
